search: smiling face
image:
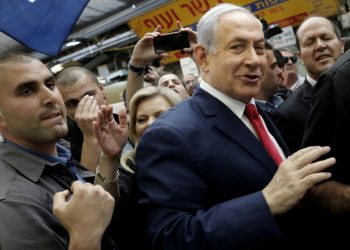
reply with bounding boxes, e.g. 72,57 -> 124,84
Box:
0,57 -> 67,153
135,95 -> 171,140
196,11 -> 266,103
297,17 -> 344,80
158,73 -> 188,100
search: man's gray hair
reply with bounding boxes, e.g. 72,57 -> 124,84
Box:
197,3 -> 251,53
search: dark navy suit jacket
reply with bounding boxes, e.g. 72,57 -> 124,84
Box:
271,79 -> 312,153
300,49 -> 350,249
136,88 -> 293,250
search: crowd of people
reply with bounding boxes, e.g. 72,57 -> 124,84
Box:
0,2 -> 349,250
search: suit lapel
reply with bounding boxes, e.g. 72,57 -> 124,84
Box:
301,79 -> 312,108
193,89 -> 277,174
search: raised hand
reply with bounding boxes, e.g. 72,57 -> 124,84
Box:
263,146 -> 335,215
92,105 -> 128,157
74,95 -> 99,138
176,20 -> 197,55
129,25 -> 167,68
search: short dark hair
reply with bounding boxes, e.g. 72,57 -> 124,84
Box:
56,66 -> 99,87
0,52 -> 37,65
157,72 -> 187,89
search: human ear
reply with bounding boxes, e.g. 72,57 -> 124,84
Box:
194,45 -> 210,73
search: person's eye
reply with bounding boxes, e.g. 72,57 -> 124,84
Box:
137,117 -> 147,123
19,87 -> 34,96
154,111 -> 164,119
255,45 -> 265,55
304,39 -> 315,47
231,44 -> 244,51
46,81 -> 56,90
65,101 -> 79,109
322,35 -> 334,41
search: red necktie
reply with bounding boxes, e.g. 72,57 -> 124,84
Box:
245,103 -> 283,166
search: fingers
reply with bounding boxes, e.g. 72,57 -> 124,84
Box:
300,171 -> 332,192
92,105 -> 117,139
118,107 -> 128,129
283,146 -> 331,168
52,189 -> 70,215
70,180 -> 85,194
285,146 -> 320,161
71,182 -> 114,205
96,105 -> 112,125
154,25 -> 162,33
176,20 -> 183,30
297,146 -> 331,166
75,95 -> 88,119
75,95 -> 98,120
93,102 -> 99,117
299,157 -> 335,179
144,26 -> 162,40
53,189 -> 70,204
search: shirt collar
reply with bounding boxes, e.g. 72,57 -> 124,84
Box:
4,139 -> 71,164
1,140 -> 73,182
306,74 -> 317,87
200,79 -> 253,119
0,141 -> 55,182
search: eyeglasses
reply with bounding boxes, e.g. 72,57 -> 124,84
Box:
283,56 -> 297,64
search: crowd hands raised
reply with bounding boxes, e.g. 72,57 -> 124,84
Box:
0,3 -> 348,250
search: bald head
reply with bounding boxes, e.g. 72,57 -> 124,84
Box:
296,16 -> 344,80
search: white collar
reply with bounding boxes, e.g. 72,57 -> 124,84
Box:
199,80 -> 254,119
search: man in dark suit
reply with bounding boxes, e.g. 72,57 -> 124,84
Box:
300,48 -> 350,248
271,16 -> 344,153
135,4 -> 334,250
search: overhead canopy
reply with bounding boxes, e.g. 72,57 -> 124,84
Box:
0,0 -> 168,61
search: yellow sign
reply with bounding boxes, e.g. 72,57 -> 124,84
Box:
128,0 -> 340,64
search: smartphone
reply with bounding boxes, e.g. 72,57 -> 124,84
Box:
153,31 -> 190,54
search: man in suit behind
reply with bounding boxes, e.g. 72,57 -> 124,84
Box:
271,16 -> 344,153
300,47 -> 350,249
135,4 -> 335,250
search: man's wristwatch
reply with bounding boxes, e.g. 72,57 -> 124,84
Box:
128,63 -> 145,76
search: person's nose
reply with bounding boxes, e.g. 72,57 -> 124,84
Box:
315,37 -> 327,50
147,116 -> 157,127
168,81 -> 176,89
245,47 -> 260,67
286,58 -> 293,65
275,66 -> 284,82
40,86 -> 59,106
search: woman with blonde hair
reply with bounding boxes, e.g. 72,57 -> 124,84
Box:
121,86 -> 182,173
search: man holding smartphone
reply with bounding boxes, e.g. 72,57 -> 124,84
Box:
125,23 -> 196,105
153,31 -> 190,54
